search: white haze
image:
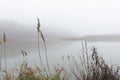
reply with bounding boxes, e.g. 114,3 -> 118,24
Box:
0,0 -> 120,36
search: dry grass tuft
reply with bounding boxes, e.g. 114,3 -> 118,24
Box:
67,41 -> 120,80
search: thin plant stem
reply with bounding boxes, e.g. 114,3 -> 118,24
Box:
81,41 -> 87,75
0,42 -> 2,71
85,39 -> 89,73
38,31 -> 44,69
0,41 -> 2,80
3,32 -> 7,72
37,18 -> 45,71
37,17 -> 51,75
40,29 -> 51,76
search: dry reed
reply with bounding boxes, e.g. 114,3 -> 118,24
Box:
37,18 -> 51,76
37,18 -> 44,69
0,41 -> 1,67
3,32 -> 7,72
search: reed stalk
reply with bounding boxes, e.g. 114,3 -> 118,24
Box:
0,41 -> 2,80
40,31 -> 51,76
3,32 -> 7,72
84,39 -> 90,76
0,41 -> 2,70
37,18 -> 45,70
37,18 -> 51,76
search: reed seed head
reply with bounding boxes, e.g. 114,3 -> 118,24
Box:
21,50 -> 27,57
37,17 -> 40,32
3,32 -> 6,44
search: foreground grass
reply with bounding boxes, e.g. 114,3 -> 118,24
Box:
0,47 -> 120,80
0,61 -> 68,80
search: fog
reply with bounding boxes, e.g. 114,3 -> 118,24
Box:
0,0 -> 120,37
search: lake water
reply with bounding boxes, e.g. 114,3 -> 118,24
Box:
0,40 -> 120,69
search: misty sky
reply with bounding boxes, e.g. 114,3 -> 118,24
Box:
0,0 -> 120,36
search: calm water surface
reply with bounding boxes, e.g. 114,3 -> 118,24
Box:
0,40 -> 120,68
